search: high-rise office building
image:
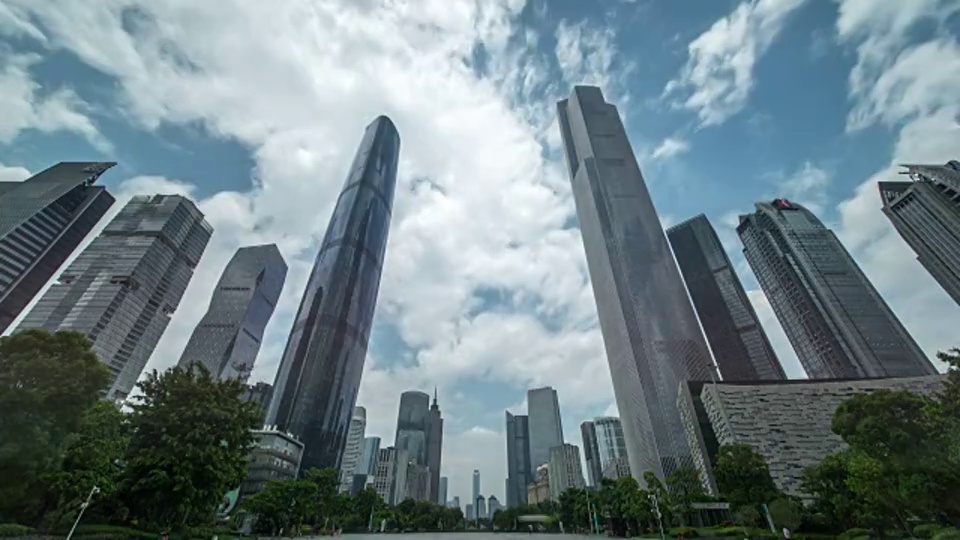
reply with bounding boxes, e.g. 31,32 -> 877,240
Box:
450,495 -> 460,510
505,412 -> 532,506
339,406 -> 367,492
558,86 -> 715,481
177,244 -> 286,381
242,382 -> 274,421
357,436 -> 381,477
21,195 -> 212,400
488,495 -> 501,517
476,496 -> 487,520
738,199 -> 935,379
438,476 -> 448,506
394,390 -> 431,500
580,421 -> 601,488
267,116 -> 399,471
548,443 -> 585,500
0,162 -> 115,334
527,386 -> 563,470
472,469 -> 480,513
667,214 -> 786,381
594,417 -> 628,472
465,504 -> 474,521
373,446 -> 408,505
427,389 -> 444,504
880,161 -> 960,306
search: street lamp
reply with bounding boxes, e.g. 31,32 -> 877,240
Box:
648,492 -> 665,540
66,486 -> 100,540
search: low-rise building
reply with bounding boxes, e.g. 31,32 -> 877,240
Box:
240,426 -> 303,501
526,465 -> 550,505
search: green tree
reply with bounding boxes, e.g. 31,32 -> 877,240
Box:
665,465 -> 707,525
768,498 -> 802,532
801,450 -> 880,532
302,467 -> 340,524
242,479 -> 317,534
0,329 -> 109,521
712,444 -> 780,511
119,364 -> 261,527
39,400 -> 129,528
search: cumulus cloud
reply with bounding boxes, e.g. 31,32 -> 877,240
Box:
0,0 -> 628,503
774,161 -> 832,213
0,162 -> 31,183
665,0 -> 808,126
650,137 -> 690,160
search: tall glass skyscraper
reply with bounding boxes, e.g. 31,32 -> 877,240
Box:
339,406 -> 367,492
0,162 -> 115,334
395,390 -> 430,465
737,199 -> 935,378
667,214 -> 785,381
21,195 -> 212,400
505,411 -> 531,506
177,244 -> 287,381
526,386 -> 563,470
267,116 -> 399,472
427,389 -> 444,504
880,161 -> 960,306
580,420 -> 601,488
558,86 -> 715,481
581,416 -> 628,488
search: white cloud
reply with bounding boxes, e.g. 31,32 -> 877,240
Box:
0,0 -> 625,504
0,53 -> 108,149
650,137 -> 690,160
665,0 -> 808,126
0,162 -> 30,183
554,19 -> 618,88
775,161 -> 832,213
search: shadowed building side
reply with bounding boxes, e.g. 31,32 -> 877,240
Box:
267,116 -> 399,472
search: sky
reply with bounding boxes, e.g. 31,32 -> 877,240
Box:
1,0 -> 958,507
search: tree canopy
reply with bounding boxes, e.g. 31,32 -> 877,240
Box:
712,443 -> 779,511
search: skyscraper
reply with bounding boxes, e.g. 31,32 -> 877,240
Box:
267,116 -> 400,471
880,161 -> 960,306
667,214 -> 785,381
558,86 -> 715,481
594,417 -> 628,473
505,412 -> 532,506
21,195 -> 211,400
427,388 -> 444,503
738,199 -> 935,379
394,390 -> 431,500
0,162 -> 115,334
527,386 -> 563,470
438,476 -> 448,506
177,244 -> 287,381
472,469 -> 480,514
373,446 -> 408,505
357,437 -> 381,477
339,406 -> 367,492
548,443 -> 585,500
580,420 -> 601,488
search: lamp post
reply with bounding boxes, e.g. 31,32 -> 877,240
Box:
66,486 -> 100,540
649,492 -> 665,540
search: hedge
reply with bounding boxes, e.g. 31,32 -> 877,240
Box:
0,524 -> 34,538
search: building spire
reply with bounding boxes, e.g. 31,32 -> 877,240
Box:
432,385 -> 438,407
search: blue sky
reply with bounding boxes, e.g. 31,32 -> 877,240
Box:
1,0 -> 958,505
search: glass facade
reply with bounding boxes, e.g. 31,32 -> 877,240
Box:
558,86 -> 714,482
580,420 -> 601,488
339,406 -> 367,492
427,391 -> 444,503
527,386 -> 563,470
594,416 -> 627,471
395,390 -> 430,467
267,116 -> 399,472
881,161 -> 960,306
505,412 -> 531,506
20,195 -> 212,400
667,214 -> 786,381
0,162 -> 116,334
737,199 -> 935,378
177,244 -> 287,381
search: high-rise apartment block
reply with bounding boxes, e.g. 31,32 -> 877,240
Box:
738,199 -> 935,379
0,162 -> 116,334
527,386 -> 563,470
505,412 -> 532,507
339,406 -> 367,492
21,195 -> 211,400
558,86 -> 715,481
268,116 -> 399,471
880,161 -> 960,305
177,244 -> 286,381
668,214 -> 785,381
548,443 -> 585,500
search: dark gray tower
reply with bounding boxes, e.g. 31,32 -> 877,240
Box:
880,161 -> 960,306
177,244 -> 287,381
526,386 -> 563,470
737,199 -> 935,379
505,411 -> 531,507
580,420 -> 601,488
0,162 -> 115,333
427,388 -> 444,504
667,214 -> 786,381
21,195 -> 212,400
558,86 -> 715,481
395,390 -> 430,465
267,116 -> 399,472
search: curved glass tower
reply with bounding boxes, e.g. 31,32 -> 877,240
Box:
557,86 -> 715,482
268,116 -> 399,472
177,244 -> 287,381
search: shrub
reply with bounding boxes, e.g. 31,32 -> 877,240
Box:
670,526 -> 699,537
0,524 -> 34,538
916,525 -> 947,539
838,528 -> 872,540
711,526 -> 746,536
63,524 -> 156,540
932,529 -> 960,540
